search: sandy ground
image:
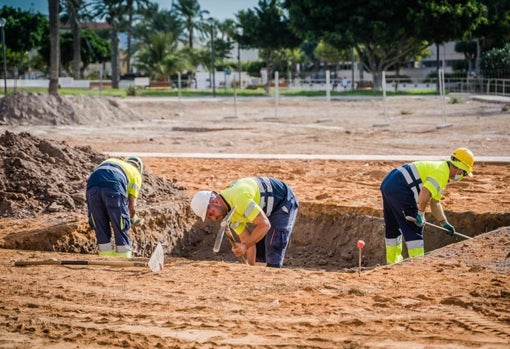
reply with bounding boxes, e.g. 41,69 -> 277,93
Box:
1,94 -> 510,348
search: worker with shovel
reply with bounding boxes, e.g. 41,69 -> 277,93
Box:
380,148 -> 474,264
191,177 -> 299,268
86,156 -> 144,258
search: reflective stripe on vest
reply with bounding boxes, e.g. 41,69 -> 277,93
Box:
254,177 -> 274,216
396,164 -> 422,203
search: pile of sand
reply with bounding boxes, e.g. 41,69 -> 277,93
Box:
0,130 -> 186,218
0,92 -> 141,125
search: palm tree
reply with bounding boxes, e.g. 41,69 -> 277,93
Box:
132,3 -> 183,56
62,0 -> 85,79
123,0 -> 151,73
215,18 -> 237,68
172,0 -> 209,49
134,32 -> 190,81
48,0 -> 60,94
88,0 -> 127,88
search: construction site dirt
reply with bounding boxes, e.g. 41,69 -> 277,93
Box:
0,92 -> 509,348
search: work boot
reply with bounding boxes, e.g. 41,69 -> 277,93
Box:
113,250 -> 132,258
407,246 -> 425,258
98,249 -> 115,257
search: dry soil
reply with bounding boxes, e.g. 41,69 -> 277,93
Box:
0,92 -> 509,348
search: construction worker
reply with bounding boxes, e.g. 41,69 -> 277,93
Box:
86,156 -> 143,258
380,148 -> 474,264
191,177 -> 299,268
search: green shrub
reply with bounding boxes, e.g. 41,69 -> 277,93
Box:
126,85 -> 140,96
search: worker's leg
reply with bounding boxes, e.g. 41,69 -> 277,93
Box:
380,170 -> 419,263
265,197 -> 299,268
102,188 -> 132,258
381,192 -> 404,264
399,207 -> 425,258
86,186 -> 115,255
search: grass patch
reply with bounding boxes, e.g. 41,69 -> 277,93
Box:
11,87 -> 127,98
448,96 -> 463,104
10,87 -> 440,98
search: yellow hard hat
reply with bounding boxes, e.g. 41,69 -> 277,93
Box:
450,147 -> 474,177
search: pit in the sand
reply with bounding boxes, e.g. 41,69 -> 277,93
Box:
1,129 -> 507,270
1,93 -> 509,271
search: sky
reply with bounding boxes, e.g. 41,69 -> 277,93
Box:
0,0 -> 260,20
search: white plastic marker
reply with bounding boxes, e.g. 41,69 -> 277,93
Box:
357,240 -> 365,276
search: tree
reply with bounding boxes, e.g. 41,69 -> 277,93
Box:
61,0 -> 85,79
48,0 -> 60,94
134,32 -> 190,81
39,28 -> 110,78
121,0 -> 151,73
212,19 -> 237,70
88,0 -> 126,88
284,0 -> 487,90
134,3 -> 183,43
172,0 -> 209,49
455,40 -> 478,75
314,41 -> 350,65
480,43 -> 510,78
0,6 -> 48,76
474,0 -> 510,51
237,0 -> 301,93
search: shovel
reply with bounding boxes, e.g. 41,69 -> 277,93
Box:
213,205 -> 237,253
14,242 -> 165,273
404,215 -> 473,240
212,205 -> 247,264
224,225 -> 248,265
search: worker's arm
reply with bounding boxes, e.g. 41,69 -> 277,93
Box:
232,212 -> 271,265
413,187 -> 432,227
417,187 -> 431,212
429,198 -> 447,222
128,194 -> 137,218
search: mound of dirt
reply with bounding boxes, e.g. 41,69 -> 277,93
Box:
0,92 -> 140,126
0,130 -> 187,218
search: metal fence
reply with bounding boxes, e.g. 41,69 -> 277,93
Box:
416,77 -> 510,96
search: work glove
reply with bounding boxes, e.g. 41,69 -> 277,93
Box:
440,221 -> 455,237
414,211 -> 425,227
131,214 -> 145,226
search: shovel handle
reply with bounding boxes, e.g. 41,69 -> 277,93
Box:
404,216 -> 472,240
14,259 -> 148,268
225,228 -> 248,264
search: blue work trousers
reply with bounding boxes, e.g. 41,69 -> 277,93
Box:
86,186 -> 132,251
380,169 -> 423,243
256,194 -> 299,268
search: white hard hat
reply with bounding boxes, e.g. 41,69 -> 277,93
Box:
191,191 -> 212,221
124,155 -> 144,175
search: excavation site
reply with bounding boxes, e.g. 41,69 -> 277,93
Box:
1,93 -> 510,348
0,93 -> 509,270
0,129 -> 508,270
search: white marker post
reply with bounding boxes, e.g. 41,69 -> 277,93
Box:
317,70 -> 332,123
436,68 -> 452,129
372,71 -> 390,127
274,71 -> 279,119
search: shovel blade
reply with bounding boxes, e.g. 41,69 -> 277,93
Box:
213,225 -> 225,253
148,243 -> 164,272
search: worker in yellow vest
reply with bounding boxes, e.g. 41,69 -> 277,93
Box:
380,148 -> 474,264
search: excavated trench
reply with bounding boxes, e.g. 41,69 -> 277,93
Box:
2,201 -> 509,271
